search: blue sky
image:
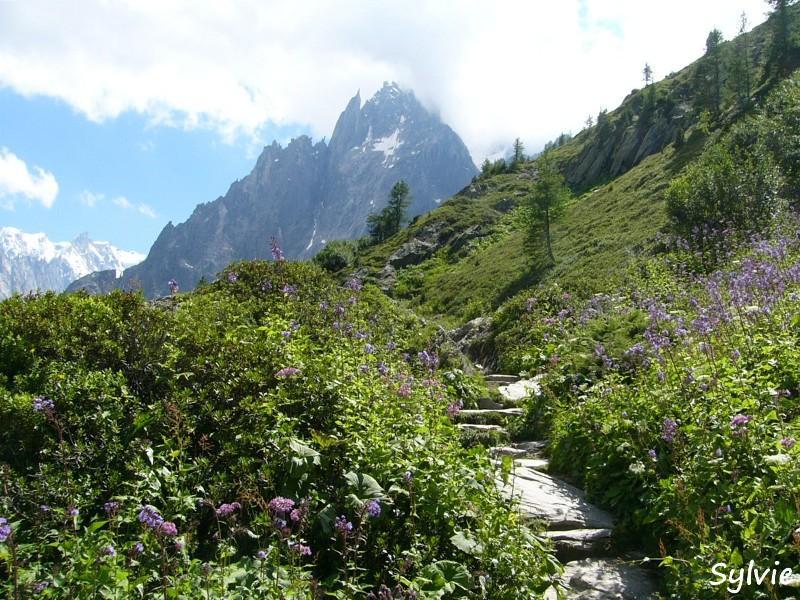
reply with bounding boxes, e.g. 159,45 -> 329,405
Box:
0,0 -> 769,254
0,89 -> 308,253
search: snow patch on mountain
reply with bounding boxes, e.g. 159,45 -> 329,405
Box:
0,227 -> 144,298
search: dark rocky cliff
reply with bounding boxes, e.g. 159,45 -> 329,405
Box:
69,82 -> 477,297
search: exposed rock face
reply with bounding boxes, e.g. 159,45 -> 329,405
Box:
68,82 -> 477,298
0,228 -> 143,298
564,109 -> 687,192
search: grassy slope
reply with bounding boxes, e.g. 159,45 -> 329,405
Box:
351,7 -> 794,326
355,127 -> 707,325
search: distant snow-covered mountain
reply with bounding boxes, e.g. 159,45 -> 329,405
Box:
0,227 -> 144,298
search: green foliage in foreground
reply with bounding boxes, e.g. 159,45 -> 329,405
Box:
508,228 -> 800,598
0,261 -> 557,598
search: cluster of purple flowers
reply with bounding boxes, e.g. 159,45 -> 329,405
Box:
275,367 -> 301,378
367,584 -> 419,600
365,499 -> 381,519
731,414 -> 753,436
282,283 -> 298,297
215,502 -> 242,519
447,399 -> 463,418
138,505 -> 178,537
334,515 -> 353,536
104,501 -> 120,517
101,544 -> 116,557
781,436 -> 796,449
33,396 -> 55,414
397,382 -> 412,398
271,237 -> 285,262
32,581 -> 49,594
227,272 -> 238,283
0,517 -> 10,542
168,278 -> 179,294
345,277 -> 363,292
289,542 -> 312,556
661,418 -> 679,443
418,350 -> 439,371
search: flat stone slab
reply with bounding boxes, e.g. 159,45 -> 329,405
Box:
544,528 -> 613,561
544,559 -> 659,599
515,457 -> 550,471
490,440 -> 547,459
485,374 -> 520,384
457,423 -> 507,432
498,466 -> 615,530
497,377 -> 541,402
460,408 -> 524,417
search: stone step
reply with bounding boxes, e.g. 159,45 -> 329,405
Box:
490,440 -> 547,459
459,408 -> 524,418
457,423 -> 507,433
498,466 -> 615,531
544,558 -> 659,600
543,528 -> 613,562
515,457 -> 550,471
497,378 -> 541,402
485,374 -> 520,384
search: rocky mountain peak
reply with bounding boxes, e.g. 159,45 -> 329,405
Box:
68,85 -> 478,298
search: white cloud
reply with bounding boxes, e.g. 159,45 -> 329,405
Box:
112,195 -> 157,218
0,1 -> 769,161
79,189 -> 104,207
0,147 -> 58,209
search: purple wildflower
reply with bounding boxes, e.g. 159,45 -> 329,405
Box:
32,581 -> 49,594
268,497 -> 295,516
418,350 -> 439,371
271,237 -> 285,262
275,367 -> 301,378
290,542 -> 312,556
227,272 -> 238,283
215,502 -> 242,519
102,544 -> 116,557
138,505 -> 164,530
387,340 -> 397,351
447,399 -> 463,418
661,418 -> 678,443
0,518 -> 11,543
257,550 -> 268,560
334,515 -> 353,536
404,471 -> 413,485
648,449 -> 657,460
67,506 -> 79,518
39,505 -> 50,513
366,500 -> 381,519
168,278 -> 179,294
377,362 -> 389,376
397,383 -> 412,398
731,414 -> 753,429
346,277 -> 363,292
359,364 -> 370,373
158,521 -> 178,537
131,541 -> 144,556
104,501 -> 120,517
364,343 -> 376,354
33,396 -> 55,413
781,437 -> 796,449
282,283 -> 297,296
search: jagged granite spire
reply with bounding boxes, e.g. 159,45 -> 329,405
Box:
68,84 -> 477,298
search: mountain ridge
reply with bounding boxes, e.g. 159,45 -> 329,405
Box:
0,227 -> 143,298
68,82 -> 477,298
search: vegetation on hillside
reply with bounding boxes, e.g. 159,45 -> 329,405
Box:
0,259 -> 557,598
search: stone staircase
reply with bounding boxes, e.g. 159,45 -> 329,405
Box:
458,374 -> 658,599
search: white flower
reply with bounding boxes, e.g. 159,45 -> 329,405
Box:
628,461 -> 645,474
764,454 -> 791,465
